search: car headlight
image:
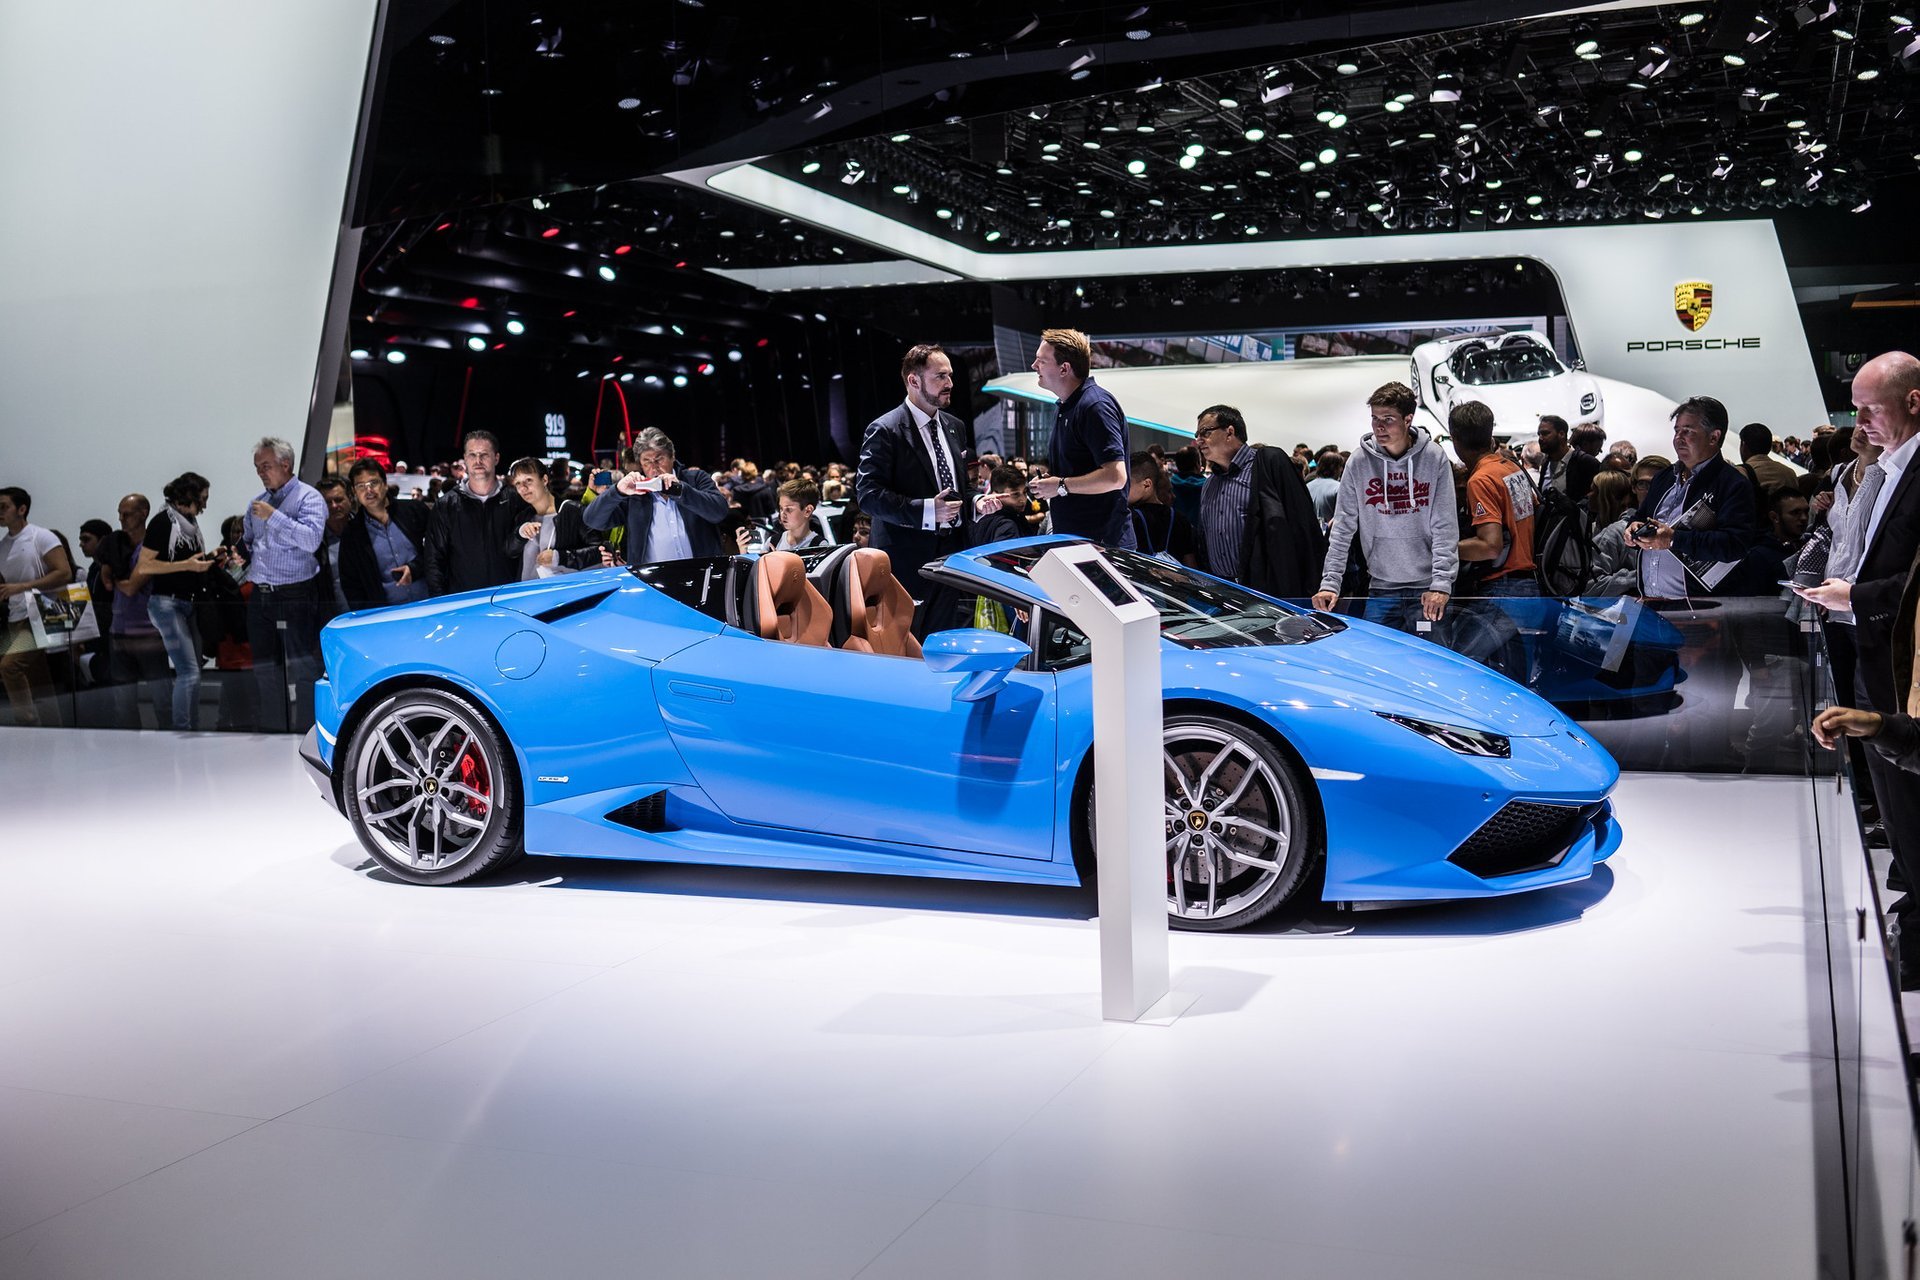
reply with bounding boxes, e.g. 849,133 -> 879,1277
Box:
1579,391 -> 1598,414
1376,712 -> 1511,758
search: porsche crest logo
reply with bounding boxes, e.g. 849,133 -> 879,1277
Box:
1673,280 -> 1713,332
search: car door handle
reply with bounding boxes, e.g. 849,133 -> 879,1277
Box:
666,680 -> 734,704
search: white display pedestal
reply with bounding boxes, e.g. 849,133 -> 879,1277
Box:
1029,545 -> 1171,1022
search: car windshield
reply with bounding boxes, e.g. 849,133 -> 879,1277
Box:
977,544 -> 1345,649
1449,342 -> 1564,385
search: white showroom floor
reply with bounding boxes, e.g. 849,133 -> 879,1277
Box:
0,728 -> 1829,1279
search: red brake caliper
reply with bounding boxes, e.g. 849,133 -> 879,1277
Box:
457,749 -> 490,818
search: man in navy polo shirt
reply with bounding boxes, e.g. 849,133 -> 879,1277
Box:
1029,328 -> 1135,549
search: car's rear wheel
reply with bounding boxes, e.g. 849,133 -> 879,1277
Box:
1084,714 -> 1319,931
343,688 -> 521,885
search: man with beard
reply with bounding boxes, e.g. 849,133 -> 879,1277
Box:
856,343 -> 974,634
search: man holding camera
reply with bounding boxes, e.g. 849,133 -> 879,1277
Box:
856,343 -> 975,630
1627,396 -> 1758,597
582,427 -> 730,567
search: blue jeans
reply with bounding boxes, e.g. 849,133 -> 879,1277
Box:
145,594 -> 202,730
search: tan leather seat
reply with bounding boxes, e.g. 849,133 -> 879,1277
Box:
838,548 -> 922,658
748,551 -> 831,647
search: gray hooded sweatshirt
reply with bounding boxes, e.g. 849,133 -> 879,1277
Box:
1319,426 -> 1461,595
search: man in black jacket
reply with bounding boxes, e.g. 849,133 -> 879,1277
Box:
856,343 -> 974,630
1798,351 -> 1920,982
1195,404 -> 1324,599
1628,396 -> 1760,596
582,427 -> 730,565
339,459 -> 431,610
420,431 -> 533,596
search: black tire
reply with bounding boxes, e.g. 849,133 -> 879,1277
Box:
1085,713 -> 1321,932
342,687 -> 522,885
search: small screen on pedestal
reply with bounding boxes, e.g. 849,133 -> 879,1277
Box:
1077,559 -> 1139,608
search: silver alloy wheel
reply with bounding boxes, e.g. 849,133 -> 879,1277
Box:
352,702 -> 496,872
1163,724 -> 1293,922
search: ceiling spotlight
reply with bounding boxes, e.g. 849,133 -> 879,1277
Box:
428,33 -> 455,45
1658,171 -> 1676,182
1177,154 -> 1196,170
1385,99 -> 1405,113
1679,10 -> 1706,24
1854,199 -> 1874,212
801,160 -> 821,174
1760,174 -> 1779,186
505,319 -> 525,335
1525,193 -> 1544,205
935,208 -> 953,219
985,229 -> 1003,242
644,375 -> 662,387
1336,60 -> 1360,74
672,374 -> 688,388
1127,157 -> 1148,174
1575,38 -> 1601,57
1787,117 -> 1808,128
618,372 -> 633,382
840,159 -> 866,185
598,265 -> 616,281
1298,159 -> 1318,172
1723,53 -> 1747,65
466,336 -> 486,351
1243,120 -> 1267,141
1328,112 -> 1348,129
384,349 -> 406,364
1857,67 -> 1881,78
1834,25 -> 1856,38
891,183 -> 911,194
1318,146 -> 1338,163
890,132 -> 911,142
349,348 -> 369,360
1583,127 -> 1604,138
1637,42 -> 1673,78
1623,148 -> 1644,162
617,97 -> 641,110
1184,142 -> 1205,158
727,349 -> 743,362
1217,96 -> 1239,108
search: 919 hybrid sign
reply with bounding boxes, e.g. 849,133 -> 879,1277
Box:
1627,278 -> 1762,353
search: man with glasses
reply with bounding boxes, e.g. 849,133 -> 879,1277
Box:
337,461 -> 430,610
1628,396 -> 1759,597
1195,404 -> 1323,599
583,427 -> 730,567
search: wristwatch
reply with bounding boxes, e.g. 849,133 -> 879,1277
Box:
1053,477 -> 1068,499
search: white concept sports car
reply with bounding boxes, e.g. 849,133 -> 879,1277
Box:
1410,331 -> 1604,440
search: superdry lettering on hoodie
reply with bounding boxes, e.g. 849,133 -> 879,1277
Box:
1319,425 -> 1461,596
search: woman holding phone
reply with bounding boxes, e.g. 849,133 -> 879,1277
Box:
130,470 -> 219,730
338,459 -> 430,609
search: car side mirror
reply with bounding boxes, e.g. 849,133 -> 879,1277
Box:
1570,358 -> 1587,371
1434,370 -> 1452,386
923,628 -> 1032,702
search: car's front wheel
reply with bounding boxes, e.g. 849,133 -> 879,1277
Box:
343,687 -> 521,885
1085,714 -> 1320,931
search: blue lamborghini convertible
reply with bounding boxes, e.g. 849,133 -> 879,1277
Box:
302,537 -> 1621,931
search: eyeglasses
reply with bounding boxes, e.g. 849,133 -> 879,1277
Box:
1194,426 -> 1223,440
351,481 -> 384,493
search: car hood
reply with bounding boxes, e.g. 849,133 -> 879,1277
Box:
1182,618 -> 1564,737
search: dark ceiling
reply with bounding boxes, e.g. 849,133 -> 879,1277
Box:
349,0 -> 1920,412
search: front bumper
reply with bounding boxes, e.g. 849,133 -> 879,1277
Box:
300,727 -> 341,814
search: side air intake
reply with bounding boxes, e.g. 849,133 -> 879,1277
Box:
533,589 -> 616,625
607,792 -> 670,832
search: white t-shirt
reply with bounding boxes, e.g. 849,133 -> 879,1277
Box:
0,522 -> 61,622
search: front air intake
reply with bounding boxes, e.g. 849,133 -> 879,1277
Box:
1448,801 -> 1602,879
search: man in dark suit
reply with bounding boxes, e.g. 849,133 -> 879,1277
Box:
1798,350 -> 1920,983
583,427 -> 731,565
856,343 -> 974,633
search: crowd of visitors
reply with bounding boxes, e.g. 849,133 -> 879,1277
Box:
0,333 -> 1882,744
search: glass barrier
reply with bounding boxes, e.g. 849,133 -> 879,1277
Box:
1314,589 -> 1824,776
